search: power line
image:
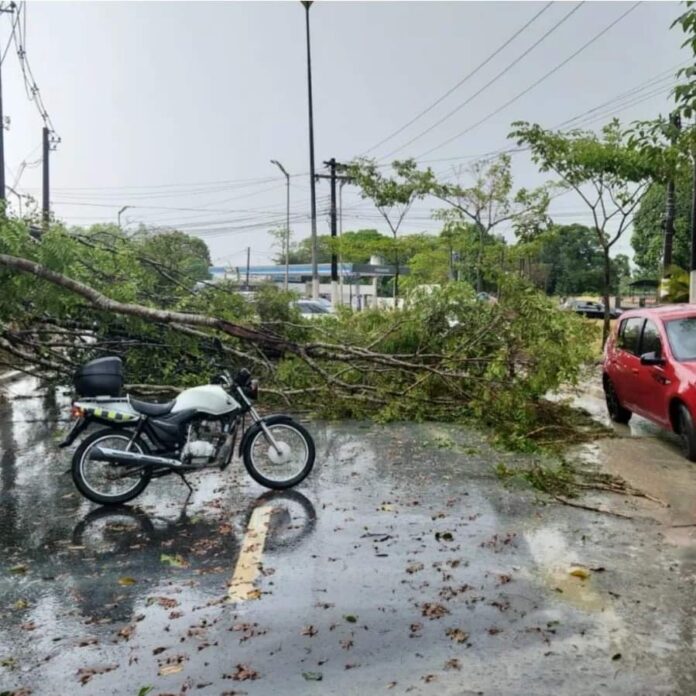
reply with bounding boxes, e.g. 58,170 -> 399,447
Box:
411,61 -> 684,168
0,2 -> 19,65
416,1 -> 641,159
381,1 -> 585,160
10,1 -> 59,139
361,1 -> 554,156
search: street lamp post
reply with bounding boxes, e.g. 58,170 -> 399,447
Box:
118,205 -> 132,229
301,0 -> 319,299
271,159 -> 291,291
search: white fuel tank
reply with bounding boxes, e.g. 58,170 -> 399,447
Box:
172,385 -> 241,416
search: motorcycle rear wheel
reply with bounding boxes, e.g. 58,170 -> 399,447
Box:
72,428 -> 152,505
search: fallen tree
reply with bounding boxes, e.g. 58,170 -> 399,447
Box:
0,224 -> 598,448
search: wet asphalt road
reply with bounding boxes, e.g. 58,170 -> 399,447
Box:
1,377 -> 695,696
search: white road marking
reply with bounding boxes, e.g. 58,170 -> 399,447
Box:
227,504 -> 273,603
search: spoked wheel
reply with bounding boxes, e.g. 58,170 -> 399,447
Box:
72,428 -> 152,505
242,417 -> 315,489
603,377 -> 631,424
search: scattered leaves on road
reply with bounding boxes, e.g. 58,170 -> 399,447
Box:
117,624 -> 135,641
76,664 -> 117,685
446,627 -> 468,644
158,664 -> 183,677
421,602 -> 449,619
160,553 -> 187,568
146,596 -> 179,609
224,664 -> 259,681
302,672 -> 323,681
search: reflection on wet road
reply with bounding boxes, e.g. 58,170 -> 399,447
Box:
1,377 -> 695,695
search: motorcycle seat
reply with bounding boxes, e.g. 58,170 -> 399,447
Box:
129,398 -> 175,417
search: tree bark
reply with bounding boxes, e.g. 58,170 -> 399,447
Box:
0,254 -> 288,350
601,246 -> 612,346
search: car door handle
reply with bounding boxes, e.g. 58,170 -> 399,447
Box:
651,371 -> 670,385
631,368 -> 639,374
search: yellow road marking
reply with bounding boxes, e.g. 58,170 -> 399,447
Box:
227,505 -> 273,603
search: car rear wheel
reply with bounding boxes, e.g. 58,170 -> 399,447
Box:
603,377 -> 631,424
676,404 -> 696,462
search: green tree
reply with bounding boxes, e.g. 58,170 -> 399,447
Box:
427,154 -> 550,292
511,119 -> 656,342
342,158 -> 435,298
631,176 -> 692,276
135,229 -> 211,282
532,224 -> 622,296
334,229 -> 392,263
283,235 -> 333,265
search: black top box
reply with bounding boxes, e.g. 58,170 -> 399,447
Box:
74,357 -> 124,397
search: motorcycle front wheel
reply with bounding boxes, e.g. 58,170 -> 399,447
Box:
242,417 -> 315,490
72,428 -> 152,505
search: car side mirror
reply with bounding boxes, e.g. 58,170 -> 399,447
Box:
640,351 -> 665,366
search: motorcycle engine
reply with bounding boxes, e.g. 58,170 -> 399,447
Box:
182,420 -> 224,463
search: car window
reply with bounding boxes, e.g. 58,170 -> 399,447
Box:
617,317 -> 644,355
665,317 -> 696,360
641,320 -> 662,357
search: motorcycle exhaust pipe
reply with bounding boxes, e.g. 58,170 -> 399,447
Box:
90,446 -> 182,469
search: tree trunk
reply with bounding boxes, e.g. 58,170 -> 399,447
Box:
476,224 -> 484,292
601,246 -> 612,346
393,234 -> 399,302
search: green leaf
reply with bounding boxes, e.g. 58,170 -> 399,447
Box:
160,554 -> 186,568
302,672 -> 323,681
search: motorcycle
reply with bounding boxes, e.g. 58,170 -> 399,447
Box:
59,357 -> 316,505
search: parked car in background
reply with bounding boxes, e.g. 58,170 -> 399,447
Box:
602,305 -> 696,460
564,299 -> 622,319
291,300 -> 335,319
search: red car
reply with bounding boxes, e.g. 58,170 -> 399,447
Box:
603,305 -> 696,461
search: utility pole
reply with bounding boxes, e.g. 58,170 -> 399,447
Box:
663,112 -> 681,297
327,158 -> 338,305
42,126 -> 49,230
118,205 -> 131,229
245,246 -> 251,290
301,1 -> 319,299
270,159 -> 290,291
317,159 -> 350,308
339,179 -> 347,303
0,3 -> 16,207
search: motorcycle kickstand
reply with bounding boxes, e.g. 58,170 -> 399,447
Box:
176,471 -> 194,495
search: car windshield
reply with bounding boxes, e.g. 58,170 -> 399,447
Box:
665,317 -> 696,360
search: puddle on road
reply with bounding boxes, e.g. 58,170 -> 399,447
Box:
525,527 -> 609,614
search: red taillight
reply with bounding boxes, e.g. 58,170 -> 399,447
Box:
71,405 -> 84,419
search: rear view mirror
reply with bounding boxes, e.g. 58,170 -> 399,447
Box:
640,351 -> 665,366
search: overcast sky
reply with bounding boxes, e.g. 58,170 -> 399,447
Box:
3,0 -> 688,267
